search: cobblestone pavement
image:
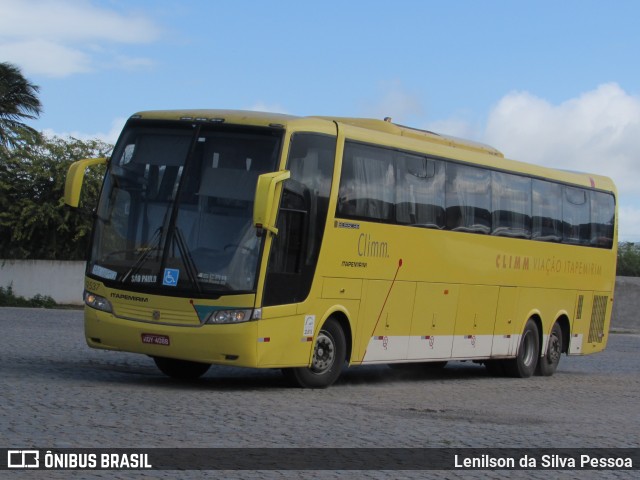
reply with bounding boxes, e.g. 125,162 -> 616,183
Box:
1,307 -> 638,479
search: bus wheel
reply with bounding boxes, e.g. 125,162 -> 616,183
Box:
282,318 -> 346,389
536,322 -> 563,377
153,356 -> 211,380
504,319 -> 540,378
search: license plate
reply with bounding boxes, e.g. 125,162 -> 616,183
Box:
141,333 -> 170,346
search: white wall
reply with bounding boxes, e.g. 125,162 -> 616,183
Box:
0,260 -> 85,305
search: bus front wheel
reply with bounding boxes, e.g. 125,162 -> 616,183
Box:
504,318 -> 540,378
153,356 -> 211,380
282,318 -> 346,389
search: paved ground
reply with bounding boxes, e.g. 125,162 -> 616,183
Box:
1,307 -> 638,479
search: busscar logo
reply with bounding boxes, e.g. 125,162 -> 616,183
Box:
334,220 -> 360,230
8,450 -> 39,468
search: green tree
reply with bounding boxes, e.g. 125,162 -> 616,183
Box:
0,135 -> 110,260
617,242 -> 640,277
0,62 -> 42,150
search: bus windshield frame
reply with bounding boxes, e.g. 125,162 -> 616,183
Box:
88,120 -> 283,298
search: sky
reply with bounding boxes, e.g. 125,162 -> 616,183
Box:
1,0 -> 639,240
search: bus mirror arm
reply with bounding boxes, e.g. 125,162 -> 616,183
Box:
253,170 -> 291,236
64,157 -> 108,207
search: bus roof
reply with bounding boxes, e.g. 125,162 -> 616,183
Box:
132,110 -> 503,158
131,109 -> 297,127
315,116 -> 504,158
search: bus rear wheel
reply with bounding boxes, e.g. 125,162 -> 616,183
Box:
536,322 -> 563,376
153,356 -> 211,380
504,318 -> 540,378
282,318 -> 346,389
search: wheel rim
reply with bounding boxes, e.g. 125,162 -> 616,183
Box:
311,331 -> 335,374
547,331 -> 561,364
522,330 -> 536,366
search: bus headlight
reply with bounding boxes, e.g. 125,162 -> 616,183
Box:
84,291 -> 113,313
205,309 -> 254,324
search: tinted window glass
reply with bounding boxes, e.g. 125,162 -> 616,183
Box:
563,186 -> 590,245
590,191 -> 615,248
396,155 -> 445,228
335,139 -> 614,249
445,163 -> 491,234
337,142 -> 394,222
492,172 -> 531,238
532,180 -> 562,242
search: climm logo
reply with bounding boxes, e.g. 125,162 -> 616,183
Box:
495,254 -> 530,271
358,233 -> 389,258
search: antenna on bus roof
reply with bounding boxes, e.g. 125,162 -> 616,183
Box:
383,117 -> 392,123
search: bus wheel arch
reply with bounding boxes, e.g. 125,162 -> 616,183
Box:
325,310 -> 353,364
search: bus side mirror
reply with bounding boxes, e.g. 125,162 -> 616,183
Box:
64,157 -> 108,207
253,170 -> 291,235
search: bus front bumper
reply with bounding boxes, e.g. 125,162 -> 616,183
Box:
84,307 -> 259,367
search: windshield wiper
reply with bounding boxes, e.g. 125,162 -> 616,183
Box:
173,227 -> 201,294
117,226 -> 201,294
120,227 -> 163,283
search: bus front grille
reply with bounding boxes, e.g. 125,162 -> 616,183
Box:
113,304 -> 200,326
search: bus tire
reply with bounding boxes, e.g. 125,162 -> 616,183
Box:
504,318 -> 540,378
153,356 -> 211,380
536,322 -> 563,377
282,318 -> 346,389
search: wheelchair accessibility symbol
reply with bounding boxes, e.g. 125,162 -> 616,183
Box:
163,268 -> 180,286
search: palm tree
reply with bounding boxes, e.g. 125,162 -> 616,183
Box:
0,62 -> 42,149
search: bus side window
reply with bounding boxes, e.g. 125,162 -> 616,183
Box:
445,163 -> 491,234
491,171 -> 531,238
563,186 -> 590,245
396,155 -> 445,229
532,179 -> 562,242
590,191 -> 615,248
337,142 -> 394,222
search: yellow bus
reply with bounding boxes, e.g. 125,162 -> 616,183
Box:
65,110 -> 617,388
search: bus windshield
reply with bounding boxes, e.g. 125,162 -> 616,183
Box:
89,121 -> 282,296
